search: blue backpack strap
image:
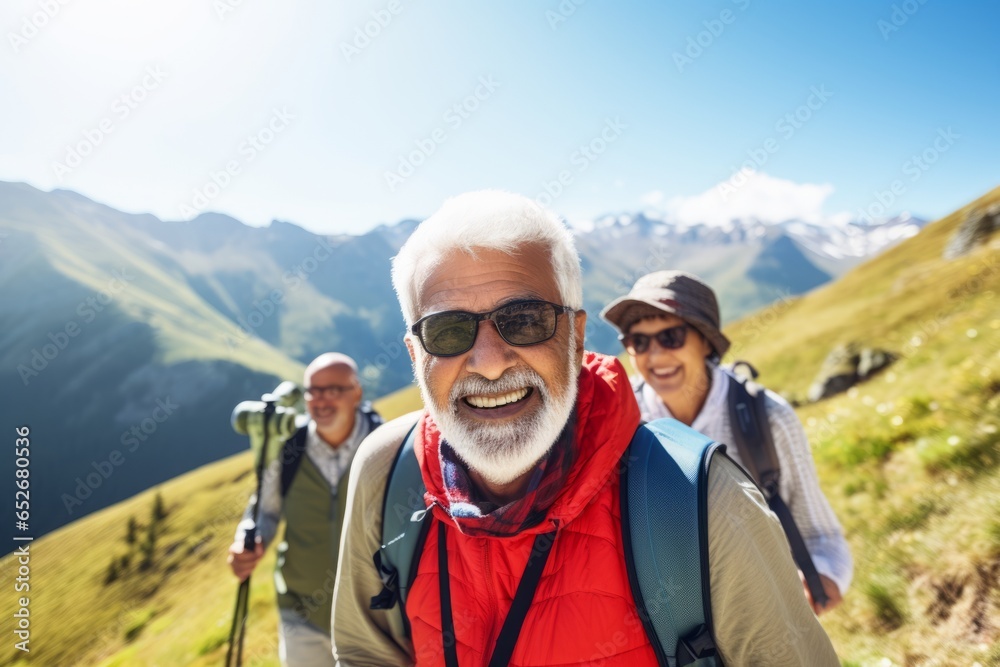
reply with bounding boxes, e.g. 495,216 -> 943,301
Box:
369,424 -> 432,637
621,418 -> 723,667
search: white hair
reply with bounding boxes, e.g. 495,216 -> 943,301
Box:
391,190 -> 583,325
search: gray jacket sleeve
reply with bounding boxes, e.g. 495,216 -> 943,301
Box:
234,458 -> 283,547
708,455 -> 840,665
333,412 -> 421,667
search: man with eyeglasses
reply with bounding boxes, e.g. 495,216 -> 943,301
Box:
332,191 -> 837,666
228,352 -> 382,667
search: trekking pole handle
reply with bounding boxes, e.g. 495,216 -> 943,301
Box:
242,522 -> 258,552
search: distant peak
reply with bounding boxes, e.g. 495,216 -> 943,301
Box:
189,211 -> 246,228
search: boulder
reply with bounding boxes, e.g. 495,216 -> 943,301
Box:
807,342 -> 897,402
944,204 -> 1000,260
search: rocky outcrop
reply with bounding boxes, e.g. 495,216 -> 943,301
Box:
807,342 -> 896,402
944,204 -> 1000,260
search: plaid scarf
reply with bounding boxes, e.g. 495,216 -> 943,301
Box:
426,414 -> 577,538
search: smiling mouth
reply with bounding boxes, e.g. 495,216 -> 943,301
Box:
462,387 -> 532,409
649,367 -> 681,379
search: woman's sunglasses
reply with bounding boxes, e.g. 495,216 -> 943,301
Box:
619,324 -> 689,355
410,300 -> 574,357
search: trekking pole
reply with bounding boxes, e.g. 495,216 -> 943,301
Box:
225,399 -> 274,667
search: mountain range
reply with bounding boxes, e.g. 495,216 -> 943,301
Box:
0,181 -> 925,539
3,182 -> 995,667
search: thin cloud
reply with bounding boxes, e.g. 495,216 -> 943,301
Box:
640,189 -> 664,207
649,171 -> 847,227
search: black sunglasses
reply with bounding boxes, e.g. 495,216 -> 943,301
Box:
619,324 -> 689,355
410,300 -> 574,357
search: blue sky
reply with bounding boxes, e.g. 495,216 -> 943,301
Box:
1,0 -> 997,234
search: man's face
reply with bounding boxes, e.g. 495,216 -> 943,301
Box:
304,364 -> 362,434
406,244 -> 587,485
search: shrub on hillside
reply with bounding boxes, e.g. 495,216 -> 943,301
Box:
152,492 -> 167,522
126,516 -> 137,545
864,573 -> 909,631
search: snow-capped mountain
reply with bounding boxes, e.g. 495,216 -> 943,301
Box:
580,211 -> 925,264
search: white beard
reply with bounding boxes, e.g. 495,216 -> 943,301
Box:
416,331 -> 579,485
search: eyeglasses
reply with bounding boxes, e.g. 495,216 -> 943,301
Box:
305,384 -> 357,400
410,300 -> 574,357
619,324 -> 689,355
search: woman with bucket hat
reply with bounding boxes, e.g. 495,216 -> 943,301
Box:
601,270 -> 852,614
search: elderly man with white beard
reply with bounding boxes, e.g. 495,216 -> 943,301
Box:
331,190 -> 838,667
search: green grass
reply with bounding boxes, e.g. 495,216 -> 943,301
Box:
724,185 -> 1000,665
122,608 -> 157,642
863,573 -> 909,631
3,185 -> 999,666
0,379 -> 420,667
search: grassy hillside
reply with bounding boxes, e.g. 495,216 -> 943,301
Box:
720,186 -> 1000,664
0,183 -> 307,539
3,186 -> 997,666
0,390 -> 414,667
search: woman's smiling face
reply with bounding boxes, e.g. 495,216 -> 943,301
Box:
627,314 -> 712,407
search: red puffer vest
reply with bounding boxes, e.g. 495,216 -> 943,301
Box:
406,353 -> 659,667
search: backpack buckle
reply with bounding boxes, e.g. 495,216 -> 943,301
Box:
369,549 -> 400,610
759,471 -> 781,500
677,624 -> 718,666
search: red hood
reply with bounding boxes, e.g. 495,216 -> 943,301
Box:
415,351 -> 640,535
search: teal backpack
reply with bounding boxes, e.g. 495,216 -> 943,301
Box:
370,418 -> 731,667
